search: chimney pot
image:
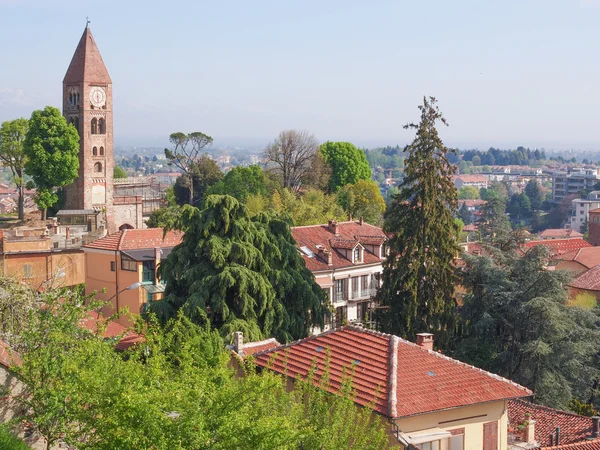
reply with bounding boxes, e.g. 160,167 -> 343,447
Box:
327,251 -> 333,266
592,416 -> 600,438
416,333 -> 434,351
359,216 -> 364,225
233,331 -> 244,355
330,221 -> 339,236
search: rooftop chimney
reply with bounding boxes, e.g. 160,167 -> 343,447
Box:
592,416 -> 600,438
233,331 -> 244,355
359,216 -> 364,226
416,333 -> 434,351
329,220 -> 339,236
318,247 -> 333,266
525,419 -> 536,444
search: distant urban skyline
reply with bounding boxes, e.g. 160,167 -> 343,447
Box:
2,0 -> 600,150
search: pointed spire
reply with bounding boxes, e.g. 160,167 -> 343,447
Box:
63,27 -> 111,84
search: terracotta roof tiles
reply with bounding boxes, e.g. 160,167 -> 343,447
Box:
63,27 -> 111,84
569,265 -> 600,291
523,238 -> 592,258
0,340 -> 19,368
80,311 -> 144,351
254,326 -> 531,419
556,248 -> 600,269
539,229 -> 584,239
508,399 -> 596,448
83,228 -> 183,251
291,221 -> 386,272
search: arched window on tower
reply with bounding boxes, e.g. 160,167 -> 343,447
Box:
98,118 -> 105,134
92,146 -> 98,156
94,162 -> 103,173
99,146 -> 105,156
91,118 -> 98,135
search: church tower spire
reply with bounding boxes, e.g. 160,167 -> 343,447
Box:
62,26 -> 115,232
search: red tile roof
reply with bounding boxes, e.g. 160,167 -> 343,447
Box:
238,338 -> 280,356
291,221 -> 386,272
539,229 -> 584,239
452,175 -> 488,183
508,399 -> 596,448
523,238 -> 592,257
0,340 -> 19,368
253,326 -> 531,419
83,228 -> 183,251
80,312 -> 144,351
569,265 -> 600,291
546,440 -> 600,449
556,248 -> 600,270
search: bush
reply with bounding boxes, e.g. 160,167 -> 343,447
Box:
0,424 -> 28,450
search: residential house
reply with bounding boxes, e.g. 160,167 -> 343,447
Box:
82,228 -> 183,326
567,265 -> 600,302
0,228 -> 85,290
539,229 -> 584,240
553,247 -> 600,275
243,326 -> 532,449
452,175 -> 489,190
588,208 -> 600,246
291,219 -> 386,329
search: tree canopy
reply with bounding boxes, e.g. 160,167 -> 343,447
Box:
152,195 -> 327,342
113,165 -> 127,179
173,155 -> 223,206
320,141 -> 372,192
23,106 -> 79,218
0,118 -> 28,220
336,179 -> 386,225
377,97 -> 459,347
207,165 -> 269,202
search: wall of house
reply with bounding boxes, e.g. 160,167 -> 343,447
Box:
393,400 -> 507,450
84,249 -> 143,327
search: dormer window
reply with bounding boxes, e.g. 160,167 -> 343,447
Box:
354,247 -> 362,263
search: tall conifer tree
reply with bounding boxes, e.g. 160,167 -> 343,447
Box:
377,97 -> 459,346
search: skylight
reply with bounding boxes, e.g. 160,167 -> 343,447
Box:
300,246 -> 315,257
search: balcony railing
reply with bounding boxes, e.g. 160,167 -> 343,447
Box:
351,287 -> 377,300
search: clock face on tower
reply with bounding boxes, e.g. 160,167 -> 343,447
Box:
89,86 -> 106,108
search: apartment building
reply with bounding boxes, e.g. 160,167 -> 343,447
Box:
552,168 -> 599,202
569,191 -> 600,232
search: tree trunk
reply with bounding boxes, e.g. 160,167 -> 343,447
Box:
189,179 -> 194,206
41,208 -> 47,221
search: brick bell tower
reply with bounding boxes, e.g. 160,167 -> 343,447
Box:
62,24 -> 115,232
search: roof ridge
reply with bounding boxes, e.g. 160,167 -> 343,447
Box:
117,229 -> 127,250
243,337 -> 280,349
388,335 -> 399,418
511,398 -> 592,420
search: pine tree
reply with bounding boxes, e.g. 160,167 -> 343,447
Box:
152,195 -> 326,342
377,97 -> 459,347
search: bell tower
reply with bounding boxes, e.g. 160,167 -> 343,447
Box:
62,25 -> 114,231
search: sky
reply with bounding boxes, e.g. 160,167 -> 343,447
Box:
1,0 -> 600,150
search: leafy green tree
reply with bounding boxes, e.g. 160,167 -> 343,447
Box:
173,155 -> 223,206
207,165 -> 269,202
0,118 -> 28,220
336,179 -> 386,225
320,141 -> 372,192
458,186 -> 479,199
164,131 -> 213,204
153,195 -> 326,342
23,106 -> 79,219
471,155 -> 481,166
145,205 -> 181,229
0,424 -> 28,450
385,186 -> 400,207
459,202 -> 472,225
113,165 -> 127,179
457,245 -> 600,409
508,193 -> 531,221
481,183 -> 511,236
377,97 -> 459,346
525,179 -> 544,211
270,188 -> 347,226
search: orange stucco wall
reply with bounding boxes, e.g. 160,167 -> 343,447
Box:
84,249 -> 149,326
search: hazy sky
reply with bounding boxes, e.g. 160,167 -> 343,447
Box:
2,0 -> 600,149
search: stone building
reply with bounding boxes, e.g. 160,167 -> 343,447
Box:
62,25 -> 142,232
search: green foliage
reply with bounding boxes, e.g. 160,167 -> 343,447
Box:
508,193 -> 531,220
320,141 -> 372,192
23,106 -> 79,215
377,97 -> 459,347
458,186 -> 479,199
173,155 -> 223,206
0,118 -> 28,220
113,165 -> 127,179
164,131 -> 214,205
524,179 -> 544,211
207,165 -> 269,202
569,398 -> 599,417
0,275 -> 39,336
11,286 -> 389,449
481,183 -> 511,236
270,188 -> 347,226
0,424 -> 28,450
459,202 -> 472,225
153,195 -> 327,342
145,205 -> 182,229
336,179 -> 386,225
568,291 -> 597,309
457,244 -> 600,409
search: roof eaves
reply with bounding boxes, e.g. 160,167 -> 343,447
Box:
388,335 -> 399,418
117,229 -> 127,250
